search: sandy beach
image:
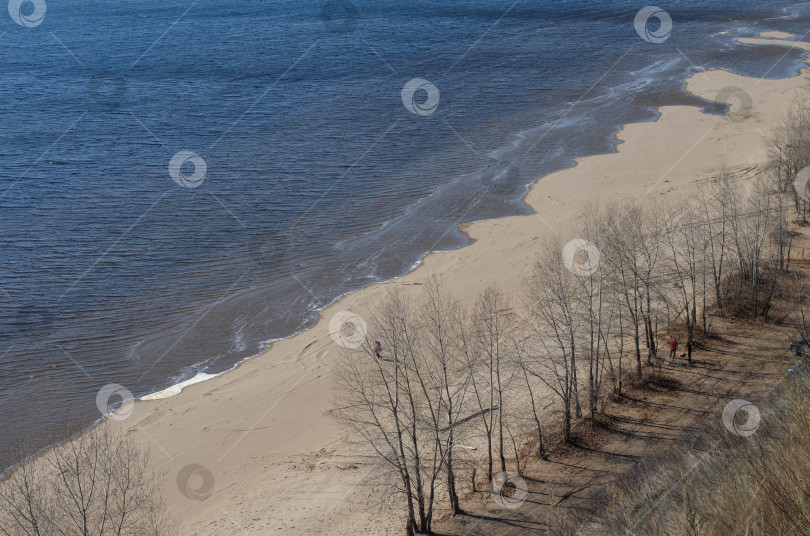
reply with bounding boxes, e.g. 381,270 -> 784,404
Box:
105,33 -> 810,535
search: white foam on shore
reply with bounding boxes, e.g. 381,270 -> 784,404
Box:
132,27 -> 810,408
135,255 -> 432,404
757,31 -> 797,39
141,372 -> 218,401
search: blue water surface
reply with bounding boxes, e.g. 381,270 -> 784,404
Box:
1,0 -> 809,466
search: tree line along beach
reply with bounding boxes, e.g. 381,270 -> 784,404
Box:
4,3 -> 810,536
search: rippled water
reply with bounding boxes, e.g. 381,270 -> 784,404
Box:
1,0 -> 809,467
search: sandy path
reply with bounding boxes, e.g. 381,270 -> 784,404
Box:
438,311 -> 797,535
107,35 -> 810,535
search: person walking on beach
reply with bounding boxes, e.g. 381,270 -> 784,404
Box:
686,340 -> 693,365
669,338 -> 678,360
373,340 -> 382,360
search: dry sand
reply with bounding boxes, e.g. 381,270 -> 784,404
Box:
106,36 -> 810,535
757,30 -> 797,39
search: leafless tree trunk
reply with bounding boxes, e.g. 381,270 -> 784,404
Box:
420,277 -> 467,516
471,287 -> 515,477
513,332 -> 546,460
664,204 -> 702,350
334,289 -> 445,534
0,426 -> 173,536
765,97 -> 810,223
604,204 -> 649,380
458,307 -> 495,486
524,239 -> 582,442
576,209 -> 611,420
699,168 -> 732,313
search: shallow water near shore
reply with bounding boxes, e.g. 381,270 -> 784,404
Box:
1,0 -> 810,467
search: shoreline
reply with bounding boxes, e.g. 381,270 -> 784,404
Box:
100,33 -> 810,535
132,31 -> 803,407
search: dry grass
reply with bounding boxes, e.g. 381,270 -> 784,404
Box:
563,371 -> 810,536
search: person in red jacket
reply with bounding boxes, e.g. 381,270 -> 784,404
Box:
669,338 -> 678,360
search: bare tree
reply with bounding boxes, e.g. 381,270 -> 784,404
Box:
513,334 -> 547,460
334,286 -> 470,534
468,287 -> 515,481
524,239 -> 582,442
335,290 -> 428,534
0,449 -> 51,536
0,426 -> 173,536
748,176 -> 773,318
664,204 -> 702,355
788,273 -> 810,340
765,97 -> 810,222
698,169 -> 733,313
726,175 -> 772,317
419,277 -> 468,516
636,209 -> 665,364
760,171 -> 793,319
575,209 -> 611,419
604,203 -> 662,379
